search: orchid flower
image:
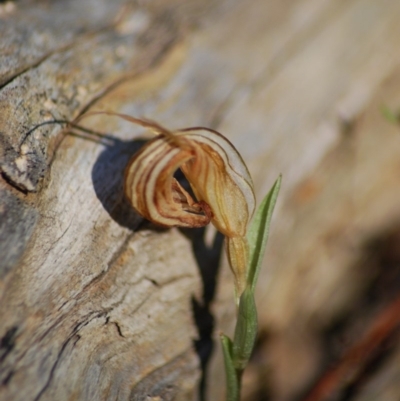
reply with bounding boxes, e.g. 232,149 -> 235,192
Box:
78,111 -> 281,401
96,112 -> 256,296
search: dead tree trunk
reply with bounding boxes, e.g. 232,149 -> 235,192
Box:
2,1 -> 400,401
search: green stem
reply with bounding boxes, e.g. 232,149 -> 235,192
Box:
221,335 -> 240,401
221,176 -> 281,401
222,288 -> 258,401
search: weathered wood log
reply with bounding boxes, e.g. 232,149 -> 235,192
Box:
0,1 -> 222,400
2,0 -> 400,400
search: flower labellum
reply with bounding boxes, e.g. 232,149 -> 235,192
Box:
93,112 -> 256,296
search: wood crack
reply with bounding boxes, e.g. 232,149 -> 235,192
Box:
32,311 -> 108,401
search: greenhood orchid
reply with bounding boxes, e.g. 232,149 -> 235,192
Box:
96,112 -> 256,296
77,111 -> 281,401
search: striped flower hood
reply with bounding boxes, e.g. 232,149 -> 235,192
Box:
124,121 -> 255,239
90,112 -> 255,296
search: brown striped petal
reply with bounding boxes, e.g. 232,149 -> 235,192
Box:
175,128 -> 255,296
84,112 -> 255,296
124,135 -> 213,228
177,127 -> 255,238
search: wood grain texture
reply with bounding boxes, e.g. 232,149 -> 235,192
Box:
2,0 -> 400,400
0,1 -> 217,400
